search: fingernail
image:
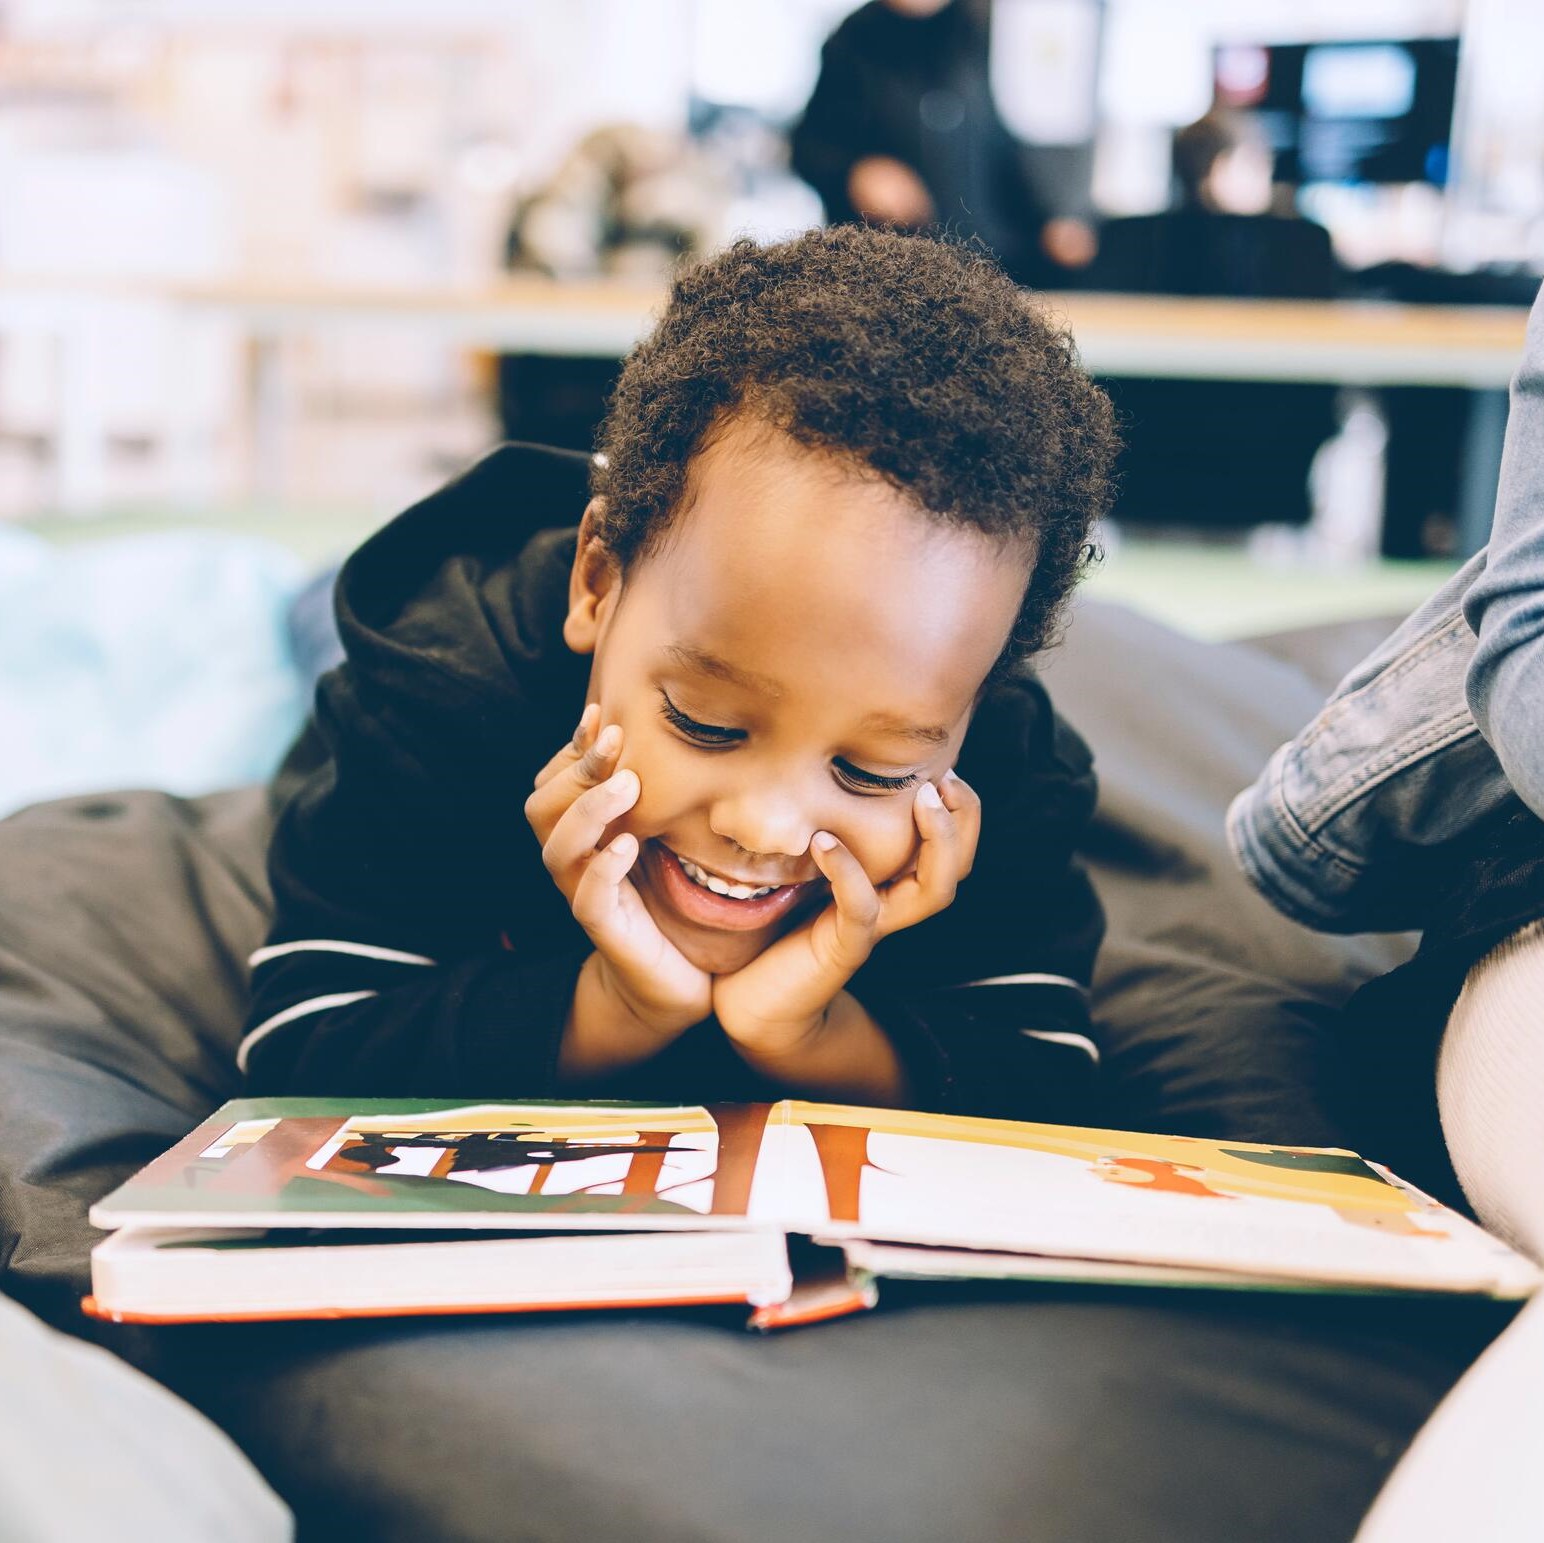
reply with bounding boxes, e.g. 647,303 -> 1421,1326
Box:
596,724 -> 621,757
942,768 -> 961,785
916,781 -> 943,808
611,768 -> 638,797
811,831 -> 838,853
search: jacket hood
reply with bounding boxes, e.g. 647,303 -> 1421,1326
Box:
333,442 -> 591,706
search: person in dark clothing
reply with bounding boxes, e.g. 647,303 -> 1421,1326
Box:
1087,109 -> 1342,529
1090,108 -> 1339,301
790,0 -> 1093,288
243,227 -> 1120,1120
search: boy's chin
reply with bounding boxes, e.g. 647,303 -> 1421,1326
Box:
665,920 -> 778,977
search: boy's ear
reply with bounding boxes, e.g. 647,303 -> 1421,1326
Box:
564,499 -> 623,656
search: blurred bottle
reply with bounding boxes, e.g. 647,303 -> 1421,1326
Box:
1308,391 -> 1389,564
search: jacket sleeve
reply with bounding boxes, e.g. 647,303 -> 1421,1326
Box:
788,32 -> 869,223
847,674 -> 1104,1123
1225,556 -> 1510,933
241,659 -> 588,1097
1465,279 -> 1544,823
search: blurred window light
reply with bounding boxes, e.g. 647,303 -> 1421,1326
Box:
455,141 -> 525,196
689,0 -> 861,120
7,0 -> 595,35
990,0 -> 1100,145
0,152 -> 229,278
1097,0 -> 1213,128
1090,121 -> 1174,215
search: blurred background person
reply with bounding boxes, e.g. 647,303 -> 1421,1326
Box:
790,0 -> 1094,287
1089,107 -> 1338,299
1087,107 -> 1343,535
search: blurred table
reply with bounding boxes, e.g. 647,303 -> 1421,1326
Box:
185,280 -> 1531,546
1050,292 -> 1528,388
168,277 -> 1530,384
1,275 -> 1530,520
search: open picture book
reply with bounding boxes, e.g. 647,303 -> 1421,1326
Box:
86,1098 -> 1541,1328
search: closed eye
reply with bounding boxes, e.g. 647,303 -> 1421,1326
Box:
834,759 -> 920,795
661,689 -> 919,793
659,690 -> 744,747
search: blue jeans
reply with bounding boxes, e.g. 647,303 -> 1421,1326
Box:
1229,280 -> 1544,933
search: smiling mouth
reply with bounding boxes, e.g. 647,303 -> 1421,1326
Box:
675,856 -> 786,901
645,842 -> 819,935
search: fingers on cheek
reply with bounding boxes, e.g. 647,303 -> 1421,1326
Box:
604,831 -> 639,872
916,796 -> 958,850
572,834 -> 637,922
946,787 -> 982,875
569,722 -> 621,785
938,772 -> 978,820
573,702 -> 600,748
587,770 -> 639,822
607,775 -> 653,842
817,841 -> 881,927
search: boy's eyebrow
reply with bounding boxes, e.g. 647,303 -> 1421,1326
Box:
859,712 -> 951,747
666,644 -> 784,699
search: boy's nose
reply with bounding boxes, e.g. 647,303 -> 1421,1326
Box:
708,785 -> 817,864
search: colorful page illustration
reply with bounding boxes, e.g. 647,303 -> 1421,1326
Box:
91,1099 -> 785,1231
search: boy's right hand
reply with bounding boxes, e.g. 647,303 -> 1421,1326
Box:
525,706 -> 712,1040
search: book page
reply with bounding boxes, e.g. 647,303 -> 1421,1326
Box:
774,1103 -> 1540,1295
93,1101 -> 765,1230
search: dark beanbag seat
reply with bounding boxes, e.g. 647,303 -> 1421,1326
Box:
0,602 -> 1511,1542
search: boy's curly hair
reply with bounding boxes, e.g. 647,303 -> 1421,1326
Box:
591,225 -> 1118,662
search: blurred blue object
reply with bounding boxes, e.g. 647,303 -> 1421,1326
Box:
286,559 -> 345,688
0,527 -> 310,817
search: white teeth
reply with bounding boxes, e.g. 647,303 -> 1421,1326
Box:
678,857 -> 779,901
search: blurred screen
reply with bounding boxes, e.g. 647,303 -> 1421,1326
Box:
1214,38 -> 1458,187
1301,45 -> 1416,119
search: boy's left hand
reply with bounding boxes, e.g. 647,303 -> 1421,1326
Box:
711,772 -> 980,1059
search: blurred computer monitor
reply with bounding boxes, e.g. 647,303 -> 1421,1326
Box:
1214,39 -> 1458,187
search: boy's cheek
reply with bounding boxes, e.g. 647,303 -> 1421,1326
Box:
851,815 -> 924,888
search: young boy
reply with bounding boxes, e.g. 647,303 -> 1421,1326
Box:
242,227 -> 1119,1118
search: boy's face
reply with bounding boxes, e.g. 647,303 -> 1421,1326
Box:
564,416 -> 1028,976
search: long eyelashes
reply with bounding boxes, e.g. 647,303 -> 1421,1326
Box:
657,690 -> 920,796
658,691 -> 743,746
834,761 -> 919,793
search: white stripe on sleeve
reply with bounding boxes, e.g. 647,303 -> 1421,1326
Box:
248,940 -> 437,969
1019,1028 -> 1101,1063
951,972 -> 1089,995
236,991 -> 379,1073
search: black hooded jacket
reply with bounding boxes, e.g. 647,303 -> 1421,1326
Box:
243,444 -> 1105,1119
